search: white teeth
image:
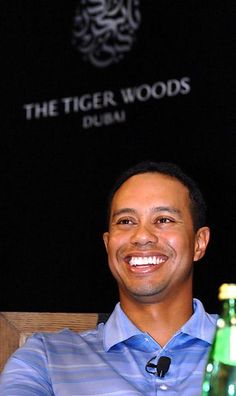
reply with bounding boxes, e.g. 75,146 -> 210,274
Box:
129,256 -> 165,266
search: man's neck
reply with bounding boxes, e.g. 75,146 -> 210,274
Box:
120,295 -> 194,347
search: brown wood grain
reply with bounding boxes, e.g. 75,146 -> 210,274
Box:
0,312 -> 98,372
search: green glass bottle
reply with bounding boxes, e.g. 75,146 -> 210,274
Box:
202,283 -> 236,396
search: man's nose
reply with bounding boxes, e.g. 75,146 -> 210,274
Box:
130,224 -> 158,246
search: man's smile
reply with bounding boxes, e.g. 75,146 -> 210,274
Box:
128,256 -> 167,266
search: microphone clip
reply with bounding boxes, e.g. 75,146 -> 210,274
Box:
145,355 -> 171,378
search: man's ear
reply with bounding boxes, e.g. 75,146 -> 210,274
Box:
103,232 -> 109,252
194,227 -> 210,262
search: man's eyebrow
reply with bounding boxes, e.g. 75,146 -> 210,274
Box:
112,208 -> 136,219
152,206 -> 182,215
111,206 -> 182,218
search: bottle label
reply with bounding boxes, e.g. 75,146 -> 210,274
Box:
213,326 -> 236,365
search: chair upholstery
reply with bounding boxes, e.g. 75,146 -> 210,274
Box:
0,312 -> 100,372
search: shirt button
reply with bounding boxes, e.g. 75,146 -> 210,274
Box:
159,384 -> 168,390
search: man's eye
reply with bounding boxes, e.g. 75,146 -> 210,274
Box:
157,217 -> 173,224
117,218 -> 133,225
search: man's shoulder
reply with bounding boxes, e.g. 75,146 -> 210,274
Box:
28,325 -> 101,344
9,325 -> 103,365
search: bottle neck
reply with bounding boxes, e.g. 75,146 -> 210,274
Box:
221,298 -> 236,325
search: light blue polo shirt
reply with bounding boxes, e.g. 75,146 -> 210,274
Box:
0,299 -> 217,395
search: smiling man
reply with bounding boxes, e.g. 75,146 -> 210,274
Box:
103,167 -> 211,348
0,161 -> 218,396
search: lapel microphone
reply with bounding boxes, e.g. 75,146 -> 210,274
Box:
145,356 -> 171,378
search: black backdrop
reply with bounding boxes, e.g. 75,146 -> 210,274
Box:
2,1 -> 235,315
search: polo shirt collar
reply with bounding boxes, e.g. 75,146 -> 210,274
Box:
180,298 -> 218,344
103,302 -> 142,351
103,299 -> 217,351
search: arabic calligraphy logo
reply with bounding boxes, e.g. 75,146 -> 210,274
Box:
72,0 -> 141,68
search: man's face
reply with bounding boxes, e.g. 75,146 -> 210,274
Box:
103,173 -> 209,304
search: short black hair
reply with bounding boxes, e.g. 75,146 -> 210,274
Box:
107,160 -> 207,231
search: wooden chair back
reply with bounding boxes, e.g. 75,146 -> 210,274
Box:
0,312 -> 99,372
